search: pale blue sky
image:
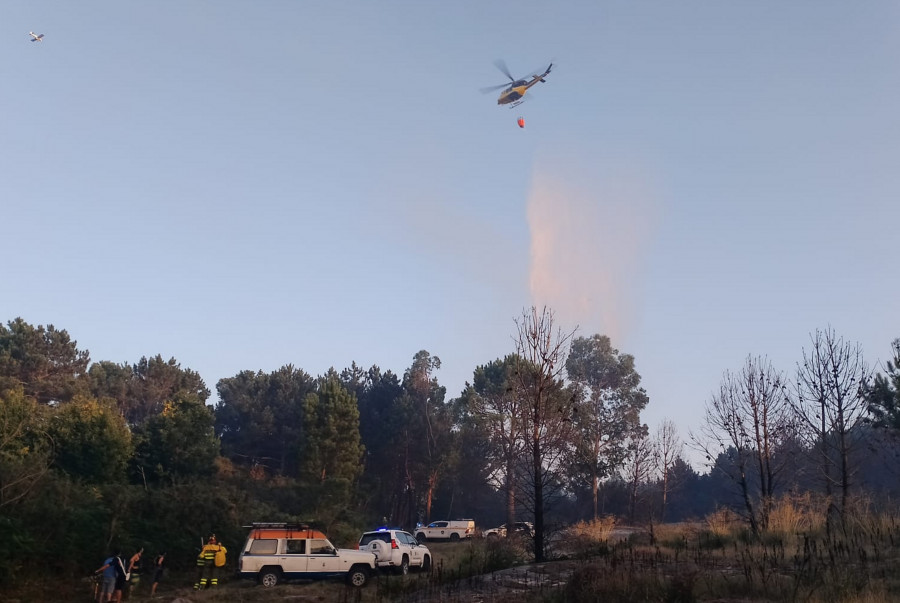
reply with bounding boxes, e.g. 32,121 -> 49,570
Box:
3,2 -> 899,463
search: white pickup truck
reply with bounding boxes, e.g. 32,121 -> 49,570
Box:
414,519 -> 476,543
238,523 -> 376,587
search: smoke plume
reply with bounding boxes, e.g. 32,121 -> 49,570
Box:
527,153 -> 657,342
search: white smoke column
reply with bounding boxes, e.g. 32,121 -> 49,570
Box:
527,154 -> 658,342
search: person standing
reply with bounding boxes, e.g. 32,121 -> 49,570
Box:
126,548 -> 143,598
93,552 -> 120,603
212,538 -> 227,587
194,534 -> 221,589
150,552 -> 165,596
112,552 -> 128,603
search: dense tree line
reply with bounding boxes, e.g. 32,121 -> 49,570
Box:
1,315 -> 898,584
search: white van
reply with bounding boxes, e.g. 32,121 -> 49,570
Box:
415,519 -> 476,543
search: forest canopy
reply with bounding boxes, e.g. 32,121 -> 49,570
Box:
0,315 -> 898,583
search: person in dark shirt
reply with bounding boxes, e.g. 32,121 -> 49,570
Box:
112,553 -> 128,603
151,552 -> 166,596
127,548 -> 144,597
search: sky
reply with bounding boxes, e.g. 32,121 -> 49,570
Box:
3,2 -> 899,468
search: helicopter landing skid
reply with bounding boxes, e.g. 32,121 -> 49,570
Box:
508,100 -> 525,109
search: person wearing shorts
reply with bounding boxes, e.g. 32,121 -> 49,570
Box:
93,552 -> 120,603
151,552 -> 165,595
127,548 -> 143,597
113,553 -> 128,602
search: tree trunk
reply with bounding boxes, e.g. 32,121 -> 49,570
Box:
505,456 -> 516,534
738,467 -> 759,537
839,429 -> 850,532
629,476 -> 638,524
533,427 -> 544,562
661,470 -> 669,523
425,469 -> 438,522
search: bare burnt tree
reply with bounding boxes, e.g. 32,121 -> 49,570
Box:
515,393 -> 574,544
692,355 -> 793,536
653,418 -> 683,522
514,306 -> 576,562
794,327 -> 872,534
622,424 -> 653,524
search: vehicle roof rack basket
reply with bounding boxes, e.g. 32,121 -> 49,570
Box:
243,522 -> 311,530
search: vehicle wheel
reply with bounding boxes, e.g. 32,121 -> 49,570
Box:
487,532 -> 498,539
415,533 -> 427,544
450,533 -> 460,542
258,567 -> 281,587
369,540 -> 384,561
420,555 -> 431,572
395,556 -> 409,576
347,565 -> 369,587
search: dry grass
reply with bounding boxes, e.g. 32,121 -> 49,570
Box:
540,499 -> 900,603
651,521 -> 700,547
846,498 -> 900,540
567,516 -> 617,540
768,494 -> 810,536
704,507 -> 740,538
15,506 -> 900,602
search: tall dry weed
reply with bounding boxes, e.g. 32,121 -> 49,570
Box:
567,517 -> 617,560
845,496 -> 899,540
705,508 -> 739,538
568,516 -> 617,540
768,494 -> 814,536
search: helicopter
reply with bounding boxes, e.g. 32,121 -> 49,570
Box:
481,60 -> 553,108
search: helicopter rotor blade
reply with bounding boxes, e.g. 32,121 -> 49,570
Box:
493,59 -> 516,83
480,82 -> 511,94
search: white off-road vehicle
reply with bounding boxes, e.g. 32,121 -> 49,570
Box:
414,519 -> 476,543
358,528 -> 432,575
238,523 -> 376,587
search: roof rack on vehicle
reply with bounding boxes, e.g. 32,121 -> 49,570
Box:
243,522 -> 311,530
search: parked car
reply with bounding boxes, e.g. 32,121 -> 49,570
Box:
358,528 -> 431,575
483,521 -> 535,538
238,523 -> 376,587
415,519 -> 476,543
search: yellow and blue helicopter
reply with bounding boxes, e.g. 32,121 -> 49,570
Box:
481,60 -> 553,108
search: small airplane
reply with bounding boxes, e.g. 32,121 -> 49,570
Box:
29,31 -> 45,42
481,60 -> 553,108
